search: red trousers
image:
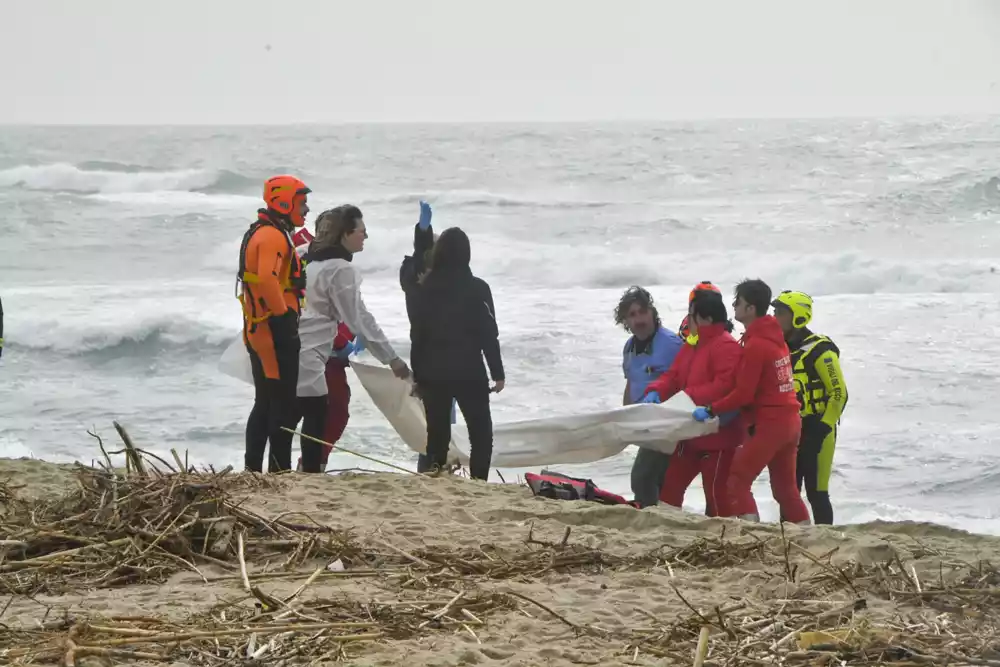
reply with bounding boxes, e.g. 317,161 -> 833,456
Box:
320,360 -> 351,466
659,446 -> 734,517
727,414 -> 810,523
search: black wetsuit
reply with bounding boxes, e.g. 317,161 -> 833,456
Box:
245,310 -> 300,473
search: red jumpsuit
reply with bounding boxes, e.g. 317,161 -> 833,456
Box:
644,323 -> 744,516
710,315 -> 810,523
321,323 -> 354,466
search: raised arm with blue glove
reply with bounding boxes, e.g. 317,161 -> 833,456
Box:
418,200 -> 432,231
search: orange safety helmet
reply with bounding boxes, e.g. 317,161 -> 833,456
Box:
688,280 -> 721,303
263,175 -> 311,227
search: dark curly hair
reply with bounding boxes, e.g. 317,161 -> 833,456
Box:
614,286 -> 661,333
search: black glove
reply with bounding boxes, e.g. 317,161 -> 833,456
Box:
268,310 -> 299,346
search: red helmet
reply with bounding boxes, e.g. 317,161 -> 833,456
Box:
263,175 -> 311,227
688,280 -> 721,303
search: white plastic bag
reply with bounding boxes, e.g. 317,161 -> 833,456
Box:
348,360 -> 716,467
219,332 -> 254,385
220,339 -> 719,468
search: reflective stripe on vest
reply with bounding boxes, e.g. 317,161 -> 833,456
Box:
790,334 -> 838,417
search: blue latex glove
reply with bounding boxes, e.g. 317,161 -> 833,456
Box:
418,200 -> 432,230
335,341 -> 355,359
352,336 -> 365,355
692,407 -> 712,422
639,391 -> 661,404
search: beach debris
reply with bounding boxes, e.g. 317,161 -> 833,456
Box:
3,429 -> 1000,665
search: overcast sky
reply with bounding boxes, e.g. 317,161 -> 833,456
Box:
6,0 -> 1000,124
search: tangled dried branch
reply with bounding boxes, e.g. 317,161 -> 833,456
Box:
5,424 -> 1000,666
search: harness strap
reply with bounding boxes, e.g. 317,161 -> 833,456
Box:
792,334 -> 844,415
236,216 -> 305,330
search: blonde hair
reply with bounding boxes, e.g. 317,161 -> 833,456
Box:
311,205 -> 363,253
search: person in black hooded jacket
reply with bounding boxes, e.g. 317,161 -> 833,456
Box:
409,227 -> 505,480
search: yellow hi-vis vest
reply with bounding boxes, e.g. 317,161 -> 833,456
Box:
790,333 -> 847,419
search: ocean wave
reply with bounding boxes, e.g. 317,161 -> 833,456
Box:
876,173 -> 1000,217
76,160 -> 156,173
204,225 -> 1000,298
11,252 -> 998,365
921,464 -> 1000,496
966,176 -> 1000,203
765,253 -> 1000,297
87,191 -> 259,209
0,435 -> 35,461
516,249 -> 1000,296
822,499 -> 1000,537
357,189 -> 618,210
8,313 -> 237,357
0,162 -> 256,195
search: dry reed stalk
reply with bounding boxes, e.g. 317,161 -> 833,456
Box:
6,427 -> 1000,665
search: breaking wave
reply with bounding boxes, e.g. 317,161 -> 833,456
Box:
0,162 -> 257,195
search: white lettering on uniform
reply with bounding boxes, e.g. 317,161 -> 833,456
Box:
774,356 -> 794,392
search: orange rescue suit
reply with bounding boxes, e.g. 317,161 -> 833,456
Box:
237,210 -> 306,379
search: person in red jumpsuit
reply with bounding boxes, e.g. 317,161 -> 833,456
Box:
691,279 -> 810,524
317,321 -> 358,468
640,288 -> 744,516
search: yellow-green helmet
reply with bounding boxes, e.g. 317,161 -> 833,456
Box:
772,290 -> 813,328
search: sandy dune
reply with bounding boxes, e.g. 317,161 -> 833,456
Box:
2,456 -> 999,666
